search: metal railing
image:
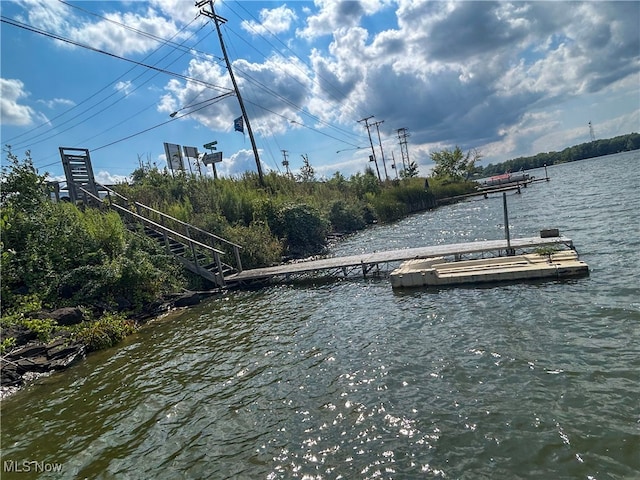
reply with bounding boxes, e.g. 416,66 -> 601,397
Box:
77,185 -> 241,287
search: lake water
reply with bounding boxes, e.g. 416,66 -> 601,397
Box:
2,151 -> 639,479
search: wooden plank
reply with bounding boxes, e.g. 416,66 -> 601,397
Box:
226,236 -> 573,283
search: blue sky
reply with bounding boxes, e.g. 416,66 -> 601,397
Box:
1,0 -> 639,184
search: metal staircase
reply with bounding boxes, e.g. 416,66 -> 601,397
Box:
58,147 -> 243,288
76,184 -> 243,288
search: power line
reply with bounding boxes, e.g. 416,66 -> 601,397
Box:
0,16 -> 232,95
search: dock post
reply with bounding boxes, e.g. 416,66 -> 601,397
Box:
544,163 -> 549,181
503,192 -> 514,255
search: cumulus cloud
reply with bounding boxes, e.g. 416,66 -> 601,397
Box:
241,4 -> 297,36
304,0 -> 640,156
67,8 -> 184,56
159,55 -> 312,136
0,78 -> 36,126
216,149 -> 272,178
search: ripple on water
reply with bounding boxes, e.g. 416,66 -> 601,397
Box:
1,153 -> 639,479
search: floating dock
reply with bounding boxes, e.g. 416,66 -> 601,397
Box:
225,235 -> 576,286
390,249 -> 588,288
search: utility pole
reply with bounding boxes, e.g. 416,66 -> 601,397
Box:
198,0 -> 264,186
396,128 -> 410,175
281,149 -> 291,177
372,120 -> 388,180
391,151 -> 399,179
358,116 -> 381,181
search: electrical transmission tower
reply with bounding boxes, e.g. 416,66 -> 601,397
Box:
589,121 -> 596,142
396,128 -> 411,174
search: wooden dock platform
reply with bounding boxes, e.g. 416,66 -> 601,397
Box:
225,235 -> 574,286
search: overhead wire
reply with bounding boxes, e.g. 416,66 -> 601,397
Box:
4,2 -> 376,175
228,2 -> 371,126
3,10 -> 211,148
6,19 -> 214,152
219,5 -> 370,155
0,17 -> 232,95
1,13 -> 232,168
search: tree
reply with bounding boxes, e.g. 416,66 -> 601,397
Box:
1,147 -> 48,212
297,154 -> 315,182
400,160 -> 420,178
430,146 -> 482,181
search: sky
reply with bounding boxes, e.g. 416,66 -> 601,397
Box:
1,0 -> 639,184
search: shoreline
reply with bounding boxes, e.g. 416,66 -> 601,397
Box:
0,290 -> 217,400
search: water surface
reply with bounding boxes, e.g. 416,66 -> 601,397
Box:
2,151 -> 639,479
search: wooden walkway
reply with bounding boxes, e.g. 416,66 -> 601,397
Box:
225,235 -> 574,286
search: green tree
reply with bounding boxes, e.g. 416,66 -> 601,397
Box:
297,154 -> 315,182
430,146 -> 482,181
1,147 -> 48,212
400,160 -> 420,178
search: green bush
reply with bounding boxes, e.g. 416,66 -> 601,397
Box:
370,197 -> 407,223
273,203 -> 328,257
223,221 -> 282,269
328,200 -> 366,233
21,318 -> 56,342
76,313 -> 136,352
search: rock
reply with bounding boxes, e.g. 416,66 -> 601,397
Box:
38,307 -> 85,326
1,338 -> 86,387
173,292 -> 201,308
1,324 -> 37,346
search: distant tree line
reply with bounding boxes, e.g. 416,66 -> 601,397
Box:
477,132 -> 640,177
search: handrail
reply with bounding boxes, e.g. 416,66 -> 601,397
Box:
97,183 -> 242,250
132,201 -> 243,250
78,187 -> 226,256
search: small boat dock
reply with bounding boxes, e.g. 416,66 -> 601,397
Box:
390,249 -> 588,288
225,235 -> 576,286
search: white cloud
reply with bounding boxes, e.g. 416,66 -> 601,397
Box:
68,8 -> 184,56
159,55 -> 312,136
95,170 -> 129,185
115,80 -> 134,96
241,5 -> 297,36
0,78 -> 36,126
36,98 -> 76,109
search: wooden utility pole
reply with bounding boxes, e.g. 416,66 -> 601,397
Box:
281,150 -> 292,177
358,116 -> 381,181
372,120 -> 388,180
198,0 -> 264,186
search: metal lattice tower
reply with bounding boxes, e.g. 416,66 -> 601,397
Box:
396,128 -> 411,172
589,121 -> 596,142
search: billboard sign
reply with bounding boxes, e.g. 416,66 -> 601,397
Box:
163,142 -> 184,171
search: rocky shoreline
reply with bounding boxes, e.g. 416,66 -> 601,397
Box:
0,291 -> 207,399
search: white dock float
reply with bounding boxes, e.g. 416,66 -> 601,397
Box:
390,250 -> 589,288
